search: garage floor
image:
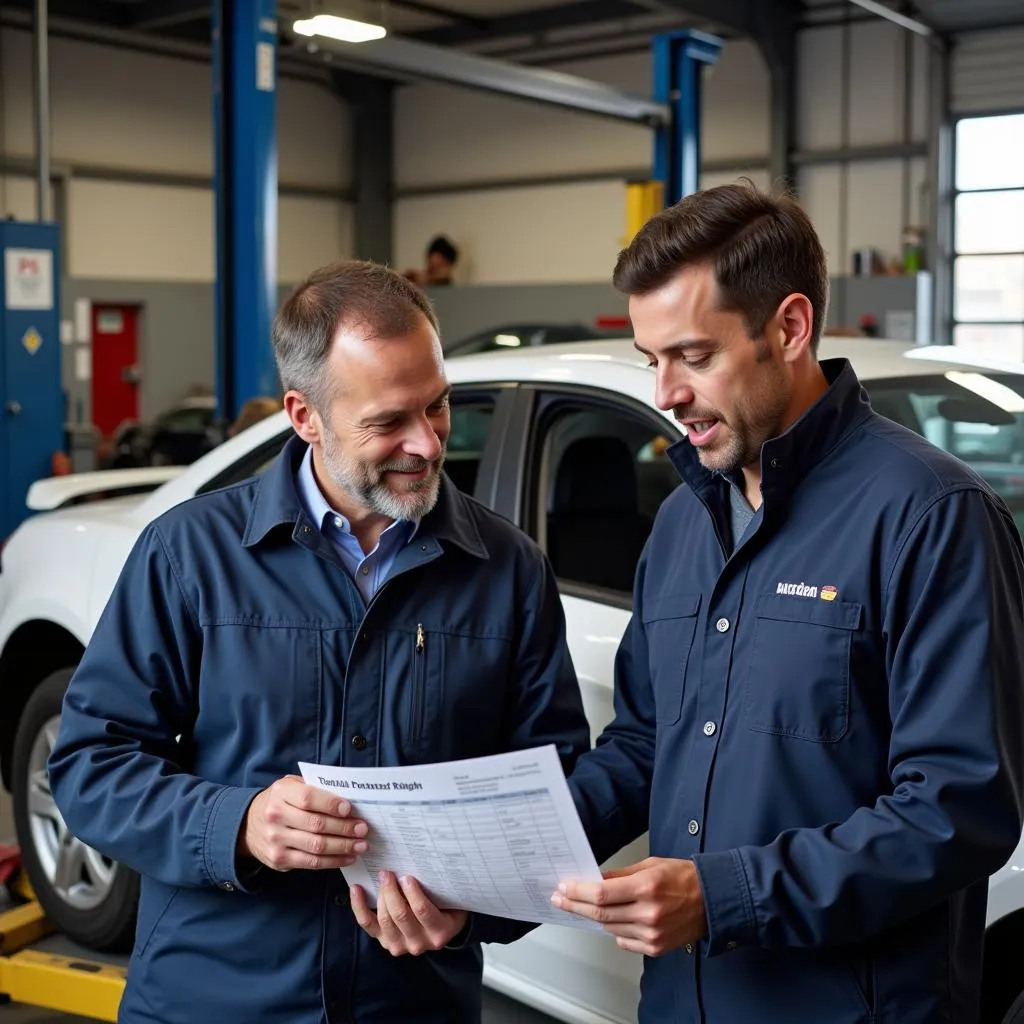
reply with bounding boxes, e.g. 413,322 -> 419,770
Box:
0,792 -> 558,1024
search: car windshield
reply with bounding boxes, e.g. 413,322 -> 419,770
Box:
869,371 -> 1024,534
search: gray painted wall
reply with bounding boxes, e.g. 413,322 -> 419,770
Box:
59,274 -> 926,442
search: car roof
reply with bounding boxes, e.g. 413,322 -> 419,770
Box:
442,334 -> 1020,404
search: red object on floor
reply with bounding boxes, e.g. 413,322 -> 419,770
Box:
0,844 -> 21,886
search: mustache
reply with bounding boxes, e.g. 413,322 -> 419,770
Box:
377,456 -> 440,473
673,408 -> 720,423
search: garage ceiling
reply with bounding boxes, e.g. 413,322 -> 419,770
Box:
0,1 -> 1021,65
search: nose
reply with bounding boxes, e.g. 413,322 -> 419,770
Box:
403,415 -> 443,462
655,365 -> 694,413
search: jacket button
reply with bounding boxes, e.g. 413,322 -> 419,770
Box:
688,819 -> 699,835
335,891 -> 349,907
727,941 -> 738,951
715,617 -> 730,633
220,881 -> 235,892
685,943 -> 694,955
703,721 -> 716,736
770,457 -> 780,468
351,734 -> 367,751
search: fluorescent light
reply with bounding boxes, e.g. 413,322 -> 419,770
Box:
293,14 -> 386,43
494,334 -> 521,347
945,371 -> 1024,413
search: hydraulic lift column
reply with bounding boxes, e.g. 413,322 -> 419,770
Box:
212,0 -> 279,423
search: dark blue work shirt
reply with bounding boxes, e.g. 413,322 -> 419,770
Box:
48,434 -> 590,1024
569,358 -> 1024,1023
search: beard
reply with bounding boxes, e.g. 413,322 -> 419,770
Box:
320,426 -> 445,522
679,358 -> 792,476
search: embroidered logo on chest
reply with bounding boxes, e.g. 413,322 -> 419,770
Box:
775,581 -> 839,601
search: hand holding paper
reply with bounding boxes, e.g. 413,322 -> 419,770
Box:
299,745 -> 603,930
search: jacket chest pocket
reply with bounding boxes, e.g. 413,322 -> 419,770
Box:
642,593 -> 702,726
743,594 -> 862,743
395,626 -> 511,761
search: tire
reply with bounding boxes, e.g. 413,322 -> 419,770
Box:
11,667 -> 139,951
1005,991 -> 1024,1024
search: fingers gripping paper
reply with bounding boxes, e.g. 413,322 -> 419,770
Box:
299,745 -> 604,930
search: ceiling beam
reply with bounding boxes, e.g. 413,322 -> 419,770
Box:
388,1 -> 489,31
411,0 -> 651,47
0,0 -> 127,25
128,0 -> 209,31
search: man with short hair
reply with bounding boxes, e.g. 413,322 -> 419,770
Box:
552,182 -> 1024,1022
48,259 -> 589,1023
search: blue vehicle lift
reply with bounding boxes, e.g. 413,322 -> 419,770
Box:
211,0 -> 279,423
210,25 -> 721,419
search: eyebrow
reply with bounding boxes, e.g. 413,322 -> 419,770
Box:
634,337 -> 718,357
361,385 -> 451,426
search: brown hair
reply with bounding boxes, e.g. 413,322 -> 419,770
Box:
612,181 -> 829,353
273,259 -> 439,409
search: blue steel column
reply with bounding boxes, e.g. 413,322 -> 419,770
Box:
652,30 -> 723,207
212,1 -> 279,422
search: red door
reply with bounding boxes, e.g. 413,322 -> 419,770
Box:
91,304 -> 140,437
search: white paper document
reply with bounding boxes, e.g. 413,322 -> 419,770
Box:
299,745 -> 604,930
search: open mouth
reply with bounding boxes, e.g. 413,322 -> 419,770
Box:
682,420 -> 719,445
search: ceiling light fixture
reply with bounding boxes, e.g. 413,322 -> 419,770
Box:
292,14 -> 387,44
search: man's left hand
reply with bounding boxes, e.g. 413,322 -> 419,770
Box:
550,857 -> 708,957
351,871 -> 468,956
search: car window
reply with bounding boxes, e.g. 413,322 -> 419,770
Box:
197,392 -> 497,497
527,396 -> 678,600
867,372 -> 1024,534
444,396 -> 496,494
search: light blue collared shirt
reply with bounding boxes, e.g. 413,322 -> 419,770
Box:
295,445 -> 417,603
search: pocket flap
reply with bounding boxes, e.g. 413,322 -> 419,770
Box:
755,593 -> 862,631
642,592 -> 702,624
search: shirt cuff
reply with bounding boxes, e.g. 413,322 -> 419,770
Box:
202,785 -> 264,893
691,848 -> 757,956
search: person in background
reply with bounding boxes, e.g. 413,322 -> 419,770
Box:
47,259 -> 589,1024
405,234 -> 459,286
226,395 -> 282,438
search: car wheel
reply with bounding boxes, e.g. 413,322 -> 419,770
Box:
11,667 -> 139,951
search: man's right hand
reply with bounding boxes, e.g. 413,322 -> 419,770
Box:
239,775 -> 369,872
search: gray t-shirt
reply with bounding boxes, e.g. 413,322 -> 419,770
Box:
726,476 -> 756,553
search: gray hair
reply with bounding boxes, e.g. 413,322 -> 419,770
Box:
272,259 -> 440,411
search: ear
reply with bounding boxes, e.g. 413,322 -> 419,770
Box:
775,293 -> 815,364
284,390 -> 323,445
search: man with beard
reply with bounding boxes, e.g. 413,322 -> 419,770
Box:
550,182 -> 1024,1022
48,260 -> 590,1024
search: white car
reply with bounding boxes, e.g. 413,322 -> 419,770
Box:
3,336 -> 1024,1024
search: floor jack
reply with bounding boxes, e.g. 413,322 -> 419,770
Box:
0,844 -> 126,1020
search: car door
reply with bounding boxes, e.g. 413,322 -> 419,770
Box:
483,384 -> 681,1024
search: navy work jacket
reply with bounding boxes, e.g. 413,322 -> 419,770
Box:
569,358 -> 1024,1023
48,435 -> 590,1024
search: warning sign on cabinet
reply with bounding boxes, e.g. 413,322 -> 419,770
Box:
5,248 -> 54,310
22,327 -> 42,355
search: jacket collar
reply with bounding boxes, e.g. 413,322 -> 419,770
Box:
667,357 -> 873,501
242,434 -> 489,559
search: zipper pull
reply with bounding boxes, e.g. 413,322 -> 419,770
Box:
416,623 -> 425,653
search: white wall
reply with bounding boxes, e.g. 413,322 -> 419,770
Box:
0,28 -> 353,282
796,20 -> 930,278
395,18 -> 933,286
394,39 -> 771,284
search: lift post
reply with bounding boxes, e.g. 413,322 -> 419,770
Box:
652,29 -> 723,207
211,0 -> 280,423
